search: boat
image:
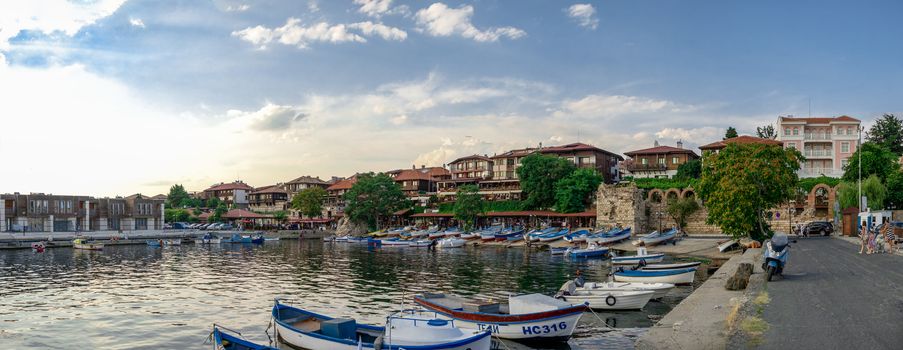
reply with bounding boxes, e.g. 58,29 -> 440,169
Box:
557,290 -> 655,310
529,228 -> 567,242
408,230 -> 429,239
414,293 -> 586,342
428,230 -> 447,239
562,229 -> 591,243
166,239 -> 182,246
409,240 -> 432,247
222,233 -> 265,244
195,233 -> 222,244
72,238 -> 103,251
611,252 -> 665,265
211,325 -> 277,350
640,261 -> 702,271
718,239 -> 740,252
323,236 -> 335,242
526,227 -> 558,241
437,237 -> 466,248
272,301 -> 491,350
567,244 -> 609,258
32,242 -> 46,253
634,228 -> 678,246
586,227 -> 632,245
459,232 -> 479,240
379,238 -> 412,246
613,268 -> 696,285
566,281 -> 675,300
443,228 -> 462,237
549,246 -> 570,255
147,239 -> 164,247
493,229 -> 524,241
334,236 -> 350,242
506,234 -> 524,242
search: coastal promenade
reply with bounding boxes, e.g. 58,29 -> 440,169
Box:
0,229 -> 328,249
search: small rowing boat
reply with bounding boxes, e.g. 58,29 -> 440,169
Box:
611,252 -> 665,265
567,244 -> 609,258
550,246 -> 570,255
438,237 -> 466,248
634,228 -> 678,246
222,233 -> 265,244
558,289 -> 655,310
586,227 -> 632,245
195,233 -> 221,244
72,238 -> 103,251
538,229 -> 569,243
613,268 -> 696,285
563,229 -> 591,243
211,325 -> 277,350
564,281 -> 675,300
639,261 -> 702,271
414,293 -> 586,343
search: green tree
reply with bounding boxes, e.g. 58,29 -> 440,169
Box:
166,184 -> 190,208
206,197 -> 222,209
453,185 -> 483,230
666,197 -> 700,232
675,159 -> 702,179
164,209 -> 191,222
344,173 -> 409,230
841,142 -> 900,182
724,126 -> 738,139
697,143 -> 802,241
209,203 -> 228,223
517,153 -> 576,210
554,168 -> 603,213
886,171 -> 903,210
756,124 -> 777,139
836,175 -> 886,210
181,197 -> 203,208
273,211 -> 288,222
291,187 -> 327,218
865,114 -> 903,155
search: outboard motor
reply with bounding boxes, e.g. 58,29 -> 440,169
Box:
763,233 -> 791,282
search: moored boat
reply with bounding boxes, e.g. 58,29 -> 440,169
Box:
195,233 -> 222,244
586,227 -> 632,245
438,237 -> 466,248
211,325 -> 277,350
567,244 -> 609,258
563,229 -> 591,243
460,232 -> 479,240
414,293 -> 586,342
272,301 -> 491,350
72,238 -> 103,251
634,228 -> 678,246
613,268 -> 696,285
549,246 -> 569,255
640,261 -> 702,271
610,252 -> 665,265
409,240 -> 432,247
222,233 -> 265,244
538,229 -> 568,243
557,290 -> 655,310
567,281 -> 675,300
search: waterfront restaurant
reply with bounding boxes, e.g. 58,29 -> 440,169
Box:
1,192 -> 164,232
623,141 -> 700,179
410,210 -> 596,229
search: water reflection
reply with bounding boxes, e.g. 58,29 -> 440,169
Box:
0,240 -> 700,349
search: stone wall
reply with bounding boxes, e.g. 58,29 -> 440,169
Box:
596,183 -> 645,230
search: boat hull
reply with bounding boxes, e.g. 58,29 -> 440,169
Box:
568,248 -> 609,258
611,254 -> 665,265
588,232 -> 631,245
73,244 -> 103,251
614,269 -> 696,285
640,262 -> 702,270
577,282 -> 675,299
560,291 -> 654,310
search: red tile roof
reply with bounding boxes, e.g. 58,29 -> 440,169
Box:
491,147 -> 537,159
327,177 -> 357,191
449,154 -> 492,164
394,169 -> 434,181
285,176 -> 328,185
205,181 -> 255,192
624,145 -> 699,157
411,210 -> 595,218
541,142 -> 624,160
699,135 -> 783,151
250,185 -> 288,195
222,209 -> 272,219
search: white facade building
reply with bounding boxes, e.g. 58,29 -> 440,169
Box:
776,116 -> 861,178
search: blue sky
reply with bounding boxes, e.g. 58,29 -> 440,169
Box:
1,0 -> 901,196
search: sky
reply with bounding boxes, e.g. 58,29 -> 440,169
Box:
1,0 -> 902,197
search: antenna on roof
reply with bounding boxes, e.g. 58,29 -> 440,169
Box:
808,97 -> 811,117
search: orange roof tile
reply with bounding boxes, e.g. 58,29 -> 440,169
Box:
699,135 -> 783,150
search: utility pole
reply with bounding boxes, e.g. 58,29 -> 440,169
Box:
858,126 -> 862,213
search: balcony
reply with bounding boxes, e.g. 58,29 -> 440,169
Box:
628,164 -> 668,172
804,134 -> 831,141
803,150 -> 833,158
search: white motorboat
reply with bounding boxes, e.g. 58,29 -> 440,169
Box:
437,237 -> 466,248
613,268 -> 696,285
410,240 -> 432,247
610,252 -> 665,265
558,290 -> 655,310
634,228 -> 678,246
640,261 -> 702,271
570,281 -> 675,299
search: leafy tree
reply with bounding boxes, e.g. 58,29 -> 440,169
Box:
554,168 -> 603,213
841,142 -> 900,182
866,114 -> 903,155
291,187 -> 327,218
697,143 -> 802,241
273,211 -> 288,222
756,124 -> 777,139
166,184 -> 190,208
164,209 -> 191,222
837,176 -> 886,210
666,197 -> 700,232
344,173 -> 409,230
724,126 -> 738,139
209,203 -> 228,223
886,171 -> 903,210
517,153 -> 576,210
454,185 -> 483,230
206,197 -> 222,209
675,159 -> 702,179
181,197 -> 203,208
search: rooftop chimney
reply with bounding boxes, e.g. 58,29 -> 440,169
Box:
654,140 -> 660,147
676,140 -> 683,149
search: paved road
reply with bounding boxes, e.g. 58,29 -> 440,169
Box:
757,237 -> 903,349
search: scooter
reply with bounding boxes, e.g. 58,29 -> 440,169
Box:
762,233 -> 794,281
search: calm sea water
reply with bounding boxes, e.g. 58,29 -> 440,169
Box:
0,240 -> 699,349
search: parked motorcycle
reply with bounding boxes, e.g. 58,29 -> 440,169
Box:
763,233 -> 795,281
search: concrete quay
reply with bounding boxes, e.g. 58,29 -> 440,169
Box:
0,229 -> 331,249
636,247 -> 763,350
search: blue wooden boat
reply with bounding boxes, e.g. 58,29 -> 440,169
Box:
635,228 -> 678,246
212,325 -> 277,350
563,229 -> 592,243
493,229 -> 524,241
587,227 -> 632,245
613,268 -> 696,285
272,301 -> 491,350
526,227 -> 558,241
146,239 -> 163,247
537,229 -> 569,242
222,233 -> 265,244
611,252 -> 665,265
568,244 -> 610,258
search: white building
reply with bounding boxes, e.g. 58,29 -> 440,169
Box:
776,116 -> 861,178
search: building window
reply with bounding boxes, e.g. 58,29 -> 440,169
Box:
672,156 -> 679,164
136,218 -> 148,230
846,127 -> 852,135
784,128 -> 790,136
641,158 -> 648,165
786,143 -> 795,149
841,159 -> 849,169
658,157 -> 665,165
792,128 -> 799,135
842,142 -> 849,153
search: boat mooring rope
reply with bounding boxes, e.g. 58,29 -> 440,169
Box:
586,307 -> 616,330
492,334 -> 513,350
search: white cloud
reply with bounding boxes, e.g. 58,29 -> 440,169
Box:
566,4 -> 599,30
354,0 -> 409,18
0,0 -> 127,49
554,94 -> 683,118
391,114 -> 408,125
129,17 -> 145,28
232,18 -> 406,49
307,0 -> 319,13
349,21 -> 407,41
414,3 -> 525,42
654,127 -> 721,142
225,4 -> 251,12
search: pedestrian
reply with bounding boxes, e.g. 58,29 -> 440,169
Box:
885,224 -> 898,254
867,226 -> 878,254
859,224 -> 867,254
